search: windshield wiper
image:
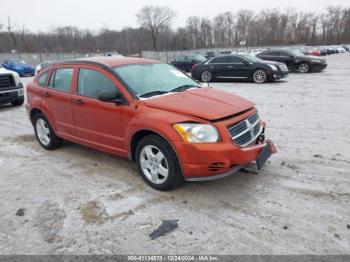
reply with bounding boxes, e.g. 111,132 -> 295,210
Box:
169,85 -> 201,93
139,90 -> 169,98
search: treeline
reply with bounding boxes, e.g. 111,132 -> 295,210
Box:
0,5 -> 349,55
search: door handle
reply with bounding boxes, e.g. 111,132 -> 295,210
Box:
73,99 -> 85,105
43,91 -> 51,97
228,66 -> 234,68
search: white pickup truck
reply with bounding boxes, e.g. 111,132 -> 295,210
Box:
0,65 -> 24,106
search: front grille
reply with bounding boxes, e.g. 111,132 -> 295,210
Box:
227,112 -> 262,146
0,75 -> 14,90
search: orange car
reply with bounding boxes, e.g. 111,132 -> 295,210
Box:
26,57 -> 276,191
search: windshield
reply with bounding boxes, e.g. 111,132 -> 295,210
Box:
114,63 -> 199,97
192,54 -> 206,62
239,54 -> 263,63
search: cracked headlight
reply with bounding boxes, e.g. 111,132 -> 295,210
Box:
173,123 -> 220,143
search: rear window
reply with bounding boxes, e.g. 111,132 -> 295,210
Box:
48,68 -> 73,92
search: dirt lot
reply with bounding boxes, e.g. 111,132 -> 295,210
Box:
0,54 -> 349,255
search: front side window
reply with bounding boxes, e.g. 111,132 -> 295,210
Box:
48,68 -> 73,92
78,68 -> 118,98
38,72 -> 48,86
114,63 -> 198,97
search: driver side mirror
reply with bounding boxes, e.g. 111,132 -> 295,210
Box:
97,90 -> 124,104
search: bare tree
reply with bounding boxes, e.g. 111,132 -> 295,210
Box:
7,17 -> 21,57
137,5 -> 176,51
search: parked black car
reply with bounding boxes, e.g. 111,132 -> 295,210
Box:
170,54 -> 207,72
191,54 -> 288,83
257,49 -> 327,73
205,51 -> 216,59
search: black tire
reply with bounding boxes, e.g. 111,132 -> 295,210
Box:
11,97 -> 24,106
252,69 -> 268,83
298,62 -> 310,73
33,113 -> 62,150
135,134 -> 184,191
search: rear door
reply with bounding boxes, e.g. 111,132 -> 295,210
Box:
41,66 -> 76,137
71,65 -> 125,154
226,56 -> 251,79
207,56 -> 231,78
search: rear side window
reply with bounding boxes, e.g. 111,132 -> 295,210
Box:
48,68 -> 73,92
38,72 -> 48,86
78,68 -> 118,98
210,57 -> 229,63
227,56 -> 245,64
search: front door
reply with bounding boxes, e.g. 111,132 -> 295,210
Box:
71,66 -> 125,154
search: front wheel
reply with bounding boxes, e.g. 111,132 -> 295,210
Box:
252,69 -> 268,83
34,113 -> 62,150
135,135 -> 183,191
298,63 -> 310,73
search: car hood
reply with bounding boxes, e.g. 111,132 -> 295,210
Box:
15,64 -> 34,69
142,88 -> 254,121
0,67 -> 18,75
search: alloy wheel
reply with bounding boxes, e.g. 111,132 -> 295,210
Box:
201,71 -> 212,82
298,63 -> 310,73
253,69 -> 267,83
36,118 -> 51,146
140,145 -> 169,184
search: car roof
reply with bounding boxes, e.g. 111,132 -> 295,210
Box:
58,56 -> 161,68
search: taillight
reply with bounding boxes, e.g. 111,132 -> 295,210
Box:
192,64 -> 197,71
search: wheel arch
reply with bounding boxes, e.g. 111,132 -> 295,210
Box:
30,108 -> 43,125
129,129 -> 180,164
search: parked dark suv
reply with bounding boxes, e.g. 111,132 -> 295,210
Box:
170,54 -> 206,72
257,49 -> 327,73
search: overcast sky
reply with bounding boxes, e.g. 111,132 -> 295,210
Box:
1,0 -> 349,32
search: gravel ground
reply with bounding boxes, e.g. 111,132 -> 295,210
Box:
0,54 -> 349,255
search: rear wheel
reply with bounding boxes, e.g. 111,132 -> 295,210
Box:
298,62 -> 310,73
252,69 -> 268,83
201,71 -> 212,83
34,113 -> 62,150
135,135 -> 183,191
11,97 -> 24,106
